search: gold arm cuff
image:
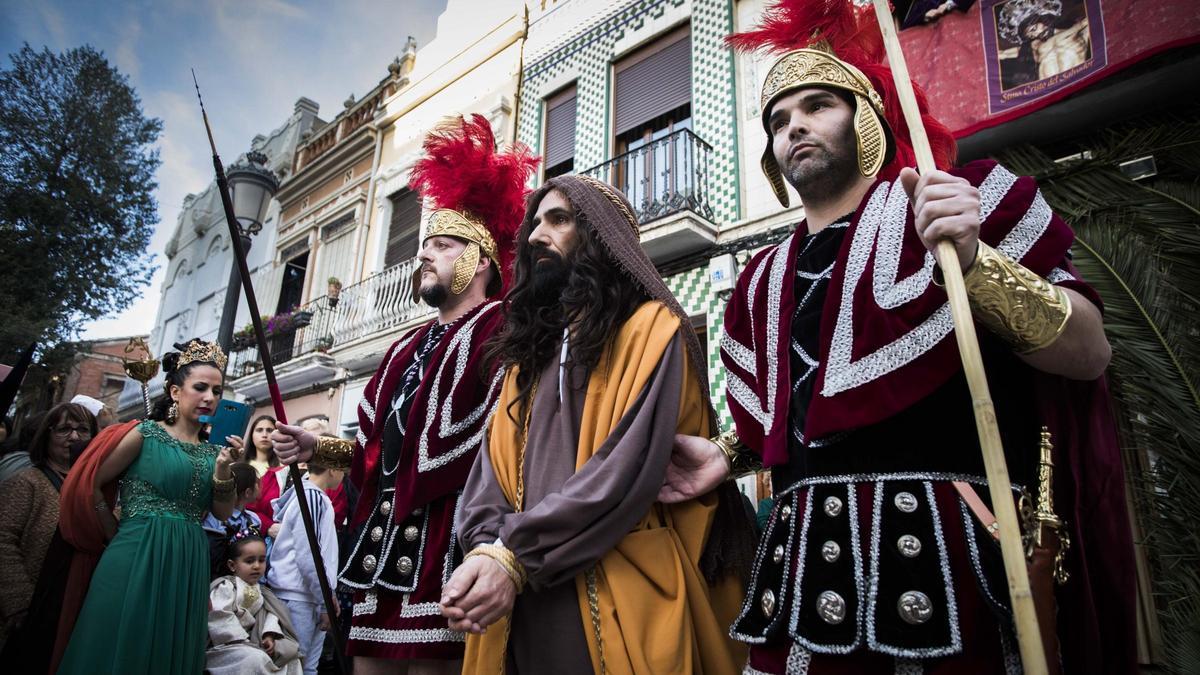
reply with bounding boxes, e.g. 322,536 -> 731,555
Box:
962,242 -> 1073,354
465,543 -> 527,593
711,429 -> 762,479
212,473 -> 236,499
312,436 -> 355,471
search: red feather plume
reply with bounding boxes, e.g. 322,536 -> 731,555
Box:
408,114 -> 540,290
728,0 -> 955,178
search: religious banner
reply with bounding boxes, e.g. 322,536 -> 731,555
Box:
982,0 -> 1106,114
898,0 -> 1200,136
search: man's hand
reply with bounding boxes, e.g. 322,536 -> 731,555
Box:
271,423 -> 317,465
899,167 -> 981,272
658,434 -> 730,504
318,612 -> 331,632
440,555 -> 517,634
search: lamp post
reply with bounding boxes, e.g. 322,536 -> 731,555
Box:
215,150 -> 280,363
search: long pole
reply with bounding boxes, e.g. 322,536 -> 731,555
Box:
192,72 -> 349,674
866,3 -> 1048,673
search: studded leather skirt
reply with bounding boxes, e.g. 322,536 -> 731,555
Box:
737,475 -> 1023,675
340,488 -> 466,659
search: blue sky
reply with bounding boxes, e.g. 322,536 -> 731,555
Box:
0,0 -> 448,341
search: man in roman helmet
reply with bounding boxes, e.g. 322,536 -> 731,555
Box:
271,114 -> 537,675
659,1 -> 1135,673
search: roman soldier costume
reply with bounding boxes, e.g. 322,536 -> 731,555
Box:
309,115 -> 536,660
720,1 -> 1135,673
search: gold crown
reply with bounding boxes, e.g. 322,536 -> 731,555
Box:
179,340 -> 228,371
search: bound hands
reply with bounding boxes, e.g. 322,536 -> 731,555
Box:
898,167 -> 981,273
440,556 -> 517,634
271,423 -> 317,465
658,434 -> 730,503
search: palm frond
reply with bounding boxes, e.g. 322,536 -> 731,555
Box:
995,107 -> 1200,675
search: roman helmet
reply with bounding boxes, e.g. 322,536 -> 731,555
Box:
728,0 -> 956,206
408,114 -> 539,297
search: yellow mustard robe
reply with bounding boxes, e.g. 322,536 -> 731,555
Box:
464,301 -> 745,674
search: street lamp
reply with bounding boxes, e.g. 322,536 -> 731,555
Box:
216,150 -> 280,361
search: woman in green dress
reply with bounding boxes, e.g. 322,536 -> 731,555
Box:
58,339 -> 239,674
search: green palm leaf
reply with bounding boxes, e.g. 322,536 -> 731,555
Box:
996,111 -> 1200,674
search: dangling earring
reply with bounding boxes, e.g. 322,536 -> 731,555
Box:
166,400 -> 179,425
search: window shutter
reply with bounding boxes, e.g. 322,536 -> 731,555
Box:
544,85 -> 577,169
613,31 -> 691,136
385,190 -> 421,268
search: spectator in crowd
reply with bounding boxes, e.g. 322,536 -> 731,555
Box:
203,462 -> 263,576
0,411 -> 43,486
69,395 -> 115,430
298,417 -> 349,533
207,528 -> 302,674
245,415 -> 279,478
0,403 -> 96,648
265,459 -> 339,675
0,416 -> 9,445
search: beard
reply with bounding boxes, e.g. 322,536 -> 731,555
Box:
419,279 -> 449,307
529,247 -> 570,306
781,118 -> 860,199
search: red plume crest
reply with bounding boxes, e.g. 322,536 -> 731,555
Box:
728,0 -> 955,177
408,114 -> 540,287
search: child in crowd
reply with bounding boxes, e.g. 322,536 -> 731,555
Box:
265,461 -> 339,675
206,529 -> 302,674
203,462 -> 263,574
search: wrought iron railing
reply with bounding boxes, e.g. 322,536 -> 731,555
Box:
229,256 -> 431,377
581,128 -> 714,224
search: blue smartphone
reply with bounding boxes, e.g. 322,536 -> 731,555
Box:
201,399 -> 253,449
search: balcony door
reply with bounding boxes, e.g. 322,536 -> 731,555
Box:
611,26 -> 692,216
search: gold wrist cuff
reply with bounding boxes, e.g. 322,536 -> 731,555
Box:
312,436 -> 354,471
712,429 -> 761,479
465,543 -> 527,593
962,242 -> 1072,354
212,473 -> 236,499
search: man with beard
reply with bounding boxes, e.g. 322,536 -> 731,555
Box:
444,175 -> 754,674
659,1 -> 1135,673
271,115 -> 536,675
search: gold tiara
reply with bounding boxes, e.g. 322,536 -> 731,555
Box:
179,340 -> 228,371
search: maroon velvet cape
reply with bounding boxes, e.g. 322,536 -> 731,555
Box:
349,301 -> 504,529
722,159 -> 1135,673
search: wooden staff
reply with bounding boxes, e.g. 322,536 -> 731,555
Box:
192,71 -> 349,674
867,2 -> 1048,673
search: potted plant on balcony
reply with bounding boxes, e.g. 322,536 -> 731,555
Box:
230,319 -> 267,351
327,276 -> 342,308
315,334 -> 335,353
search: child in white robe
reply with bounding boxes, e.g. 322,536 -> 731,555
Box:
207,529 -> 302,674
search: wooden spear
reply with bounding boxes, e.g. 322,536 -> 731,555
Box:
866,2 -> 1048,672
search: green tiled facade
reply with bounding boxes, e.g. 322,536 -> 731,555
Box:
517,0 -> 745,427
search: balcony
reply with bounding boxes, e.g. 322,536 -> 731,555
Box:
580,128 -> 718,263
228,257 -> 432,400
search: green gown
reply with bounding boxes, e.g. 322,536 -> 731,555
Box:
59,420 -> 219,674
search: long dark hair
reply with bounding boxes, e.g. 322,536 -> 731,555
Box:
149,338 -> 224,422
486,188 -> 648,420
28,402 -> 97,468
242,414 -> 277,465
